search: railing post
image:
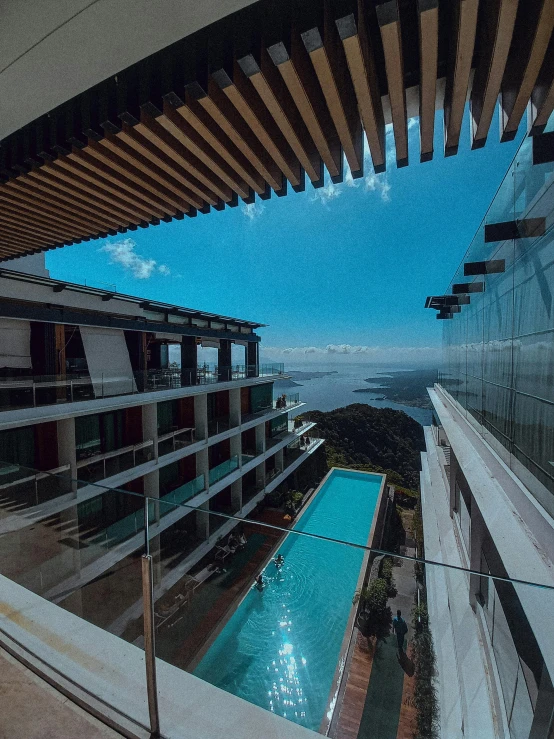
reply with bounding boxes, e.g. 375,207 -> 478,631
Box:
141,554 -> 160,737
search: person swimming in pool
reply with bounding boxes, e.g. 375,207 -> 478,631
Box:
274,554 -> 285,569
255,574 -> 265,591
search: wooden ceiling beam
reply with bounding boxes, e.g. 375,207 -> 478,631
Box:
113,124 -> 208,209
501,0 -> 554,140
12,169 -> 125,231
191,76 -> 284,192
25,166 -> 134,227
268,28 -> 342,180
170,93 -> 266,194
131,111 -> 223,205
0,228 -> 57,249
444,0 -> 480,155
98,133 -> 197,212
237,50 -> 320,184
0,243 -> 25,258
0,188 -> 101,236
41,157 -> 156,224
212,62 -> 302,187
471,0 -> 519,148
0,199 -> 82,241
377,1 -> 409,167
530,37 -> 554,132
86,139 -> 183,215
0,207 -> 85,244
301,1 -> 363,177
335,1 -> 386,172
0,216 -> 71,246
4,178 -> 117,232
418,0 -> 439,161
155,105 -> 249,199
67,147 -> 170,218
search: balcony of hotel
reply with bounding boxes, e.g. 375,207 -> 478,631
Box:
75,439 -> 155,484
208,455 -> 240,487
0,363 -> 285,414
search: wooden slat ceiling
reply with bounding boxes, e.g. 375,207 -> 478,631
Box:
1,0 -> 553,260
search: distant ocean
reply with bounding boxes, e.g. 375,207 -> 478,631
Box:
272,362 -> 434,426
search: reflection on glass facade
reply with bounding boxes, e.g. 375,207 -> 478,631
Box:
439,125 -> 554,517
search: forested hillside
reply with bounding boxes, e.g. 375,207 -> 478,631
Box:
307,404 -> 425,489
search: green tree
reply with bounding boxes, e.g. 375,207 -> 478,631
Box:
354,578 -> 392,642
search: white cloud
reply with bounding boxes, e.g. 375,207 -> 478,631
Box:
364,172 -> 391,202
243,202 -> 265,221
262,344 -> 441,365
311,181 -> 341,204
99,238 -> 170,279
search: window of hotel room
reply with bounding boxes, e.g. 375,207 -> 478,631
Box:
75,411 -> 125,460
454,481 -> 471,554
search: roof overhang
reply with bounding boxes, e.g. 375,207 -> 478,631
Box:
0,0 -> 553,260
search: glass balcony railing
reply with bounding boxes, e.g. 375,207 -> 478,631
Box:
76,440 -> 155,483
160,474 -> 205,510
207,416 -> 232,436
208,455 -> 240,486
0,460 -> 552,739
158,427 -> 196,457
0,364 -> 285,412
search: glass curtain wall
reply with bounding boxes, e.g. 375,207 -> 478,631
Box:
440,122 -> 554,517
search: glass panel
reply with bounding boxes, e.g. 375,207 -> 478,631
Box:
0,462 -> 553,738
250,383 -> 273,413
440,127 -> 554,517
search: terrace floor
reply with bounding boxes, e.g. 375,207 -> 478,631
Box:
0,647 -> 121,738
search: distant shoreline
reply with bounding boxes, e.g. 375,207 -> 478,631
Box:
352,368 -> 437,410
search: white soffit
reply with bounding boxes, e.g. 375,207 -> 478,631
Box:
0,0 -> 258,140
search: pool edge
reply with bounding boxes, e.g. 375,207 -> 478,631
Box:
318,468 -> 388,736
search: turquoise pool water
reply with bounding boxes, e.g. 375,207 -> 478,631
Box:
194,469 -> 383,731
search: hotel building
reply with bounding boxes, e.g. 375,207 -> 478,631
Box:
1,0 -> 554,737
423,129 -> 554,737
0,256 -> 323,613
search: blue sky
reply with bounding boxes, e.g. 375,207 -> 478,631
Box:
46,108 -> 524,366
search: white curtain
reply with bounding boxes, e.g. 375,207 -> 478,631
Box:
80,326 -> 136,397
0,318 -> 31,369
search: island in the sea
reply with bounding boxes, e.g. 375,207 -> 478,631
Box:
288,370 -> 339,380
272,370 -> 339,389
353,368 -> 438,410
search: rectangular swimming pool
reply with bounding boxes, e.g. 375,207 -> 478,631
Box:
194,468 -> 385,731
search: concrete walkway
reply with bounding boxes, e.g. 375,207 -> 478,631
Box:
0,648 -> 121,739
357,539 -> 417,739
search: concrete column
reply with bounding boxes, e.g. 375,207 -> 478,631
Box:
196,448 -> 209,492
247,341 -> 259,377
218,339 -> 232,382
180,336 -> 197,386
230,432 -> 241,463
275,447 -> 284,473
196,502 -> 210,540
231,479 -> 242,513
57,417 -> 77,493
142,403 -> 158,461
194,394 -> 208,441
255,423 -> 265,454
229,387 -> 241,427
255,460 -> 265,489
469,504 -> 486,609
